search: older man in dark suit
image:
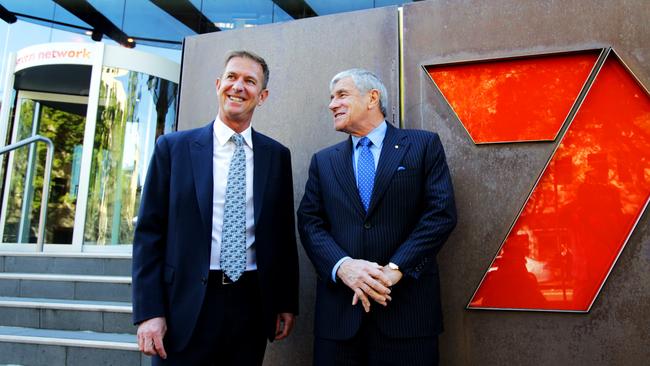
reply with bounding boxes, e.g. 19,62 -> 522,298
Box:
132,50 -> 298,365
298,69 -> 456,366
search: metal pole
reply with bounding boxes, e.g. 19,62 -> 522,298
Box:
18,102 -> 41,243
0,135 -> 54,251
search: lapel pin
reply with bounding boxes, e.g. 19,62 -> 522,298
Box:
394,145 -> 399,149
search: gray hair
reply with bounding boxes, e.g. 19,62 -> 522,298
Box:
224,50 -> 269,89
330,68 -> 387,117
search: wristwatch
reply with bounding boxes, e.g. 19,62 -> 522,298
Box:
388,262 -> 399,271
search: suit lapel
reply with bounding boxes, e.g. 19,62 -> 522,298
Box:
189,122 -> 215,233
367,124 -> 409,216
331,138 -> 366,217
252,129 -> 270,225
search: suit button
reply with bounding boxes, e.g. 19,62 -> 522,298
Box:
201,277 -> 208,285
364,222 -> 372,229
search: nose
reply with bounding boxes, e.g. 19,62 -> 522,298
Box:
232,78 -> 244,91
328,98 -> 338,111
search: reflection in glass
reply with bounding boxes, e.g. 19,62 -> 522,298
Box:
306,0 -> 372,15
84,67 -> 177,245
427,51 -> 599,144
0,2 -> 89,31
1,99 -> 86,244
0,89 -> 17,205
305,0 -> 414,16
199,0 -> 293,29
470,54 -> 650,311
2,99 -> 35,243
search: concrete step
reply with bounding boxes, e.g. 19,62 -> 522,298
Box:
0,296 -> 134,334
0,326 -> 149,366
0,273 -> 131,302
0,253 -> 131,276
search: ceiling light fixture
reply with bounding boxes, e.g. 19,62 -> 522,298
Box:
0,5 -> 17,24
91,29 -> 103,41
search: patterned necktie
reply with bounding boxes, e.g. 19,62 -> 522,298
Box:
357,137 -> 375,212
220,133 -> 247,282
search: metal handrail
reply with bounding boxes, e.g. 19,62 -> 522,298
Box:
0,135 -> 54,252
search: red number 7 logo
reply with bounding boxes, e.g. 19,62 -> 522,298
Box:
427,48 -> 650,312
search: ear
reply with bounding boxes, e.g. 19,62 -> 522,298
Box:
367,89 -> 380,110
257,89 -> 269,106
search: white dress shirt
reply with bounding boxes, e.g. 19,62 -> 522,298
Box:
210,116 -> 257,270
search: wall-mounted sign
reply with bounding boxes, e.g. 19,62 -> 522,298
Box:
14,42 -> 103,72
426,50 -> 600,144
427,48 -> 650,312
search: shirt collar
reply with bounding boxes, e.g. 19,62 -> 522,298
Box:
351,120 -> 387,149
214,115 -> 253,149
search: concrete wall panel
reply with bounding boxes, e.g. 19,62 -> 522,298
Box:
403,1 -> 650,365
178,7 -> 399,365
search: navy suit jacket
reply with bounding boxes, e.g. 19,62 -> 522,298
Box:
132,121 -> 298,351
298,123 -> 456,340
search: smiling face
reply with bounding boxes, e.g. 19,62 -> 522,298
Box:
215,56 -> 268,131
329,77 -> 381,136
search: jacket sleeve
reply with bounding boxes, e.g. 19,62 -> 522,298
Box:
297,154 -> 350,282
132,136 -> 170,324
390,133 -> 457,278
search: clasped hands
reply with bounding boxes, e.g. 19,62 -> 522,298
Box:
336,259 -> 403,312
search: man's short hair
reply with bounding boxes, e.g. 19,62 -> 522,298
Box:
330,68 -> 388,117
224,50 -> 270,89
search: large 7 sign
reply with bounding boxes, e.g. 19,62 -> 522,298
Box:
426,48 -> 650,312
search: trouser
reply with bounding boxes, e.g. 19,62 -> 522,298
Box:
153,270 -> 267,366
314,315 -> 439,366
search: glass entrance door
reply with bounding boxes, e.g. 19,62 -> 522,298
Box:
0,91 -> 87,246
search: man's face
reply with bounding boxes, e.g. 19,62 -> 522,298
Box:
215,56 -> 268,127
329,77 -> 371,134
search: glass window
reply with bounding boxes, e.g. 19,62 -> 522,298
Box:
83,67 -> 177,245
1,97 -> 86,244
6,2 -> 90,33
305,0 -> 373,15
86,0 -> 191,48
200,0 -> 293,29
374,0 -> 413,7
1,98 -> 35,243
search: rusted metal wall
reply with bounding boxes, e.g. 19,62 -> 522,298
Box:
402,0 -> 650,364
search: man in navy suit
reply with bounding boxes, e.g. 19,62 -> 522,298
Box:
132,50 -> 298,365
298,69 -> 457,366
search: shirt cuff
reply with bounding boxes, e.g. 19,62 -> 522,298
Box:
331,256 -> 351,282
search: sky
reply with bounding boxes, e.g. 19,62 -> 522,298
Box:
0,19 -> 182,96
